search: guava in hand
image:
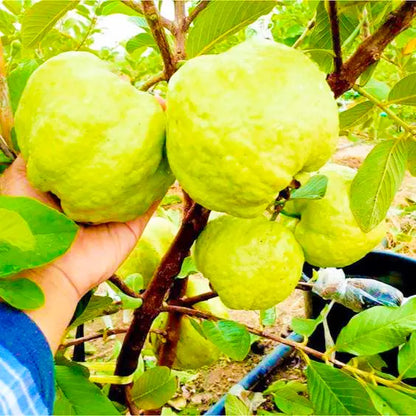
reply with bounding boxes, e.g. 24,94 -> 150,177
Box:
167,39 -> 338,218
194,215 -> 304,310
293,164 -> 386,267
117,216 -> 177,286
15,51 -> 173,223
151,276 -> 228,369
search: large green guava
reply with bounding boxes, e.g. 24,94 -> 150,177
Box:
15,52 -> 174,223
293,164 -> 386,267
117,216 -> 177,286
167,39 -> 339,218
151,276 -> 228,369
194,215 -> 304,310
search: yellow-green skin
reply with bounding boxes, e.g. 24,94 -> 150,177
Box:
152,277 -> 229,370
167,39 -> 339,218
294,164 -> 386,268
194,215 -> 304,310
15,51 -> 174,224
117,217 -> 177,286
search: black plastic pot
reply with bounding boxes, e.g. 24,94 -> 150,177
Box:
306,250 -> 416,373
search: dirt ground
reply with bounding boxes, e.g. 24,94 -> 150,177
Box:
70,138 -> 416,414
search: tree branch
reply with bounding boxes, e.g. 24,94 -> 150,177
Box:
174,0 -> 186,61
180,290 -> 218,306
328,0 -> 342,74
0,134 -> 16,160
141,0 -> 177,79
327,1 -> 416,97
109,275 -> 142,299
184,1 -> 210,31
62,328 -> 129,348
139,72 -> 166,91
157,277 -> 188,367
121,0 -> 175,32
109,202 -> 210,404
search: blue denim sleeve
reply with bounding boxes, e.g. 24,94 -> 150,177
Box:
0,303 -> 54,414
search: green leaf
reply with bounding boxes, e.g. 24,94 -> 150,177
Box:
69,295 -> 119,329
97,0 -> 140,16
126,32 -> 156,54
398,332 -> 416,379
406,138 -> 416,176
54,364 -> 120,415
186,0 -> 276,58
307,361 -> 376,415
7,59 -> 39,114
350,139 -> 407,232
111,273 -> 143,310
273,387 -> 313,415
3,1 -> 23,15
365,385 -> 416,415
336,298 -> 416,356
176,256 -> 198,279
0,9 -> 17,35
131,366 -> 177,410
292,317 -> 319,337
388,73 -> 416,106
0,278 -> 44,310
225,395 -> 250,415
21,0 -> 79,47
260,307 -> 276,326
339,101 -> 375,130
201,320 -> 250,361
0,208 -> 36,251
363,79 -> 390,101
0,196 -> 78,278
291,175 -> 328,200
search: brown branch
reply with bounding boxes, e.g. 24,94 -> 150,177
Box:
109,202 -> 210,404
0,134 -> 15,160
174,0 -> 186,61
328,1 -> 342,74
184,0 -> 210,31
0,39 -> 14,152
121,0 -> 174,32
180,290 -> 218,306
139,72 -> 166,91
62,328 -> 129,348
157,278 -> 188,367
327,1 -> 416,97
141,0 -> 177,79
162,304 -> 334,364
109,275 -> 142,298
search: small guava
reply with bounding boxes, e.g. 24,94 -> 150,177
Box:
15,51 -> 174,223
293,164 -> 387,267
151,276 -> 228,369
117,216 -> 177,286
194,215 -> 304,310
167,39 -> 339,218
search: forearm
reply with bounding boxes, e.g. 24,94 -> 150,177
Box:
24,264 -> 81,353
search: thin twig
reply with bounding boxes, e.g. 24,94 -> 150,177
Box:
180,290 -> 218,306
76,16 -> 97,51
327,1 -> 416,97
62,328 -> 129,348
121,0 -> 175,32
109,275 -> 143,299
174,0 -> 186,61
293,16 -> 316,49
328,0 -> 343,74
184,0 -> 210,31
141,0 -> 177,79
0,134 -> 16,160
139,72 -> 166,91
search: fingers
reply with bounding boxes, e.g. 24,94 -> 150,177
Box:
0,155 -> 60,209
125,200 -> 160,240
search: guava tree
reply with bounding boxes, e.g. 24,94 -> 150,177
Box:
2,1 -> 416,415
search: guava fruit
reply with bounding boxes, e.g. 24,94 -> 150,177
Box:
293,164 -> 386,268
151,276 -> 228,369
15,51 -> 174,223
167,39 -> 339,218
194,215 -> 304,310
117,216 -> 177,286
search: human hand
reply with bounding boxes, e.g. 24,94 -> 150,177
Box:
0,156 -> 157,299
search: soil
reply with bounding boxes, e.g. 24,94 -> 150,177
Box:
64,138 -> 416,414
